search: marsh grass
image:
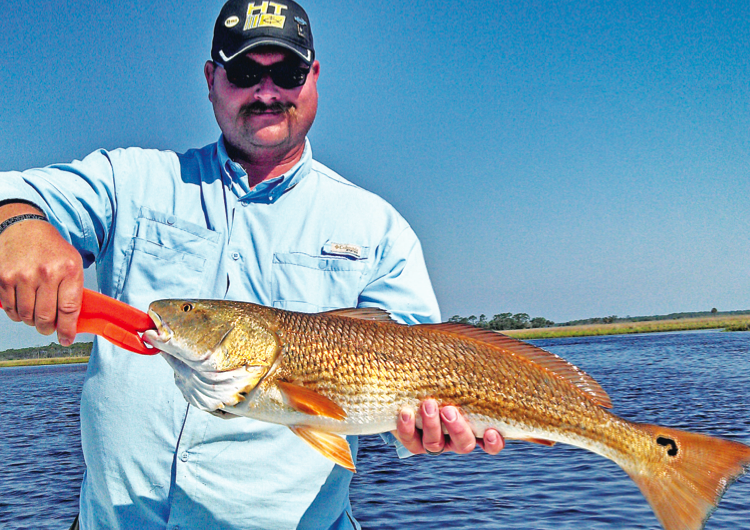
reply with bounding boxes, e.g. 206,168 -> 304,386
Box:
0,356 -> 90,368
723,321 -> 750,332
503,315 -> 750,339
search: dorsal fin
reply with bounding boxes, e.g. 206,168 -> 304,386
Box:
421,323 -> 613,409
322,307 -> 396,322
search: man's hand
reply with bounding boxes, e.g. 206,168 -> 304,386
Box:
393,399 -> 505,456
0,204 -> 83,346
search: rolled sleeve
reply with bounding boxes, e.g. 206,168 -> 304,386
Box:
0,150 -> 116,267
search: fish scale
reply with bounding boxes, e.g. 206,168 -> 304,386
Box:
144,299 -> 750,530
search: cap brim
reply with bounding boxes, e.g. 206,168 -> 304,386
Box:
219,39 -> 313,65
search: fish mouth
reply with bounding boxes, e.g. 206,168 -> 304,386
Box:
142,309 -> 173,348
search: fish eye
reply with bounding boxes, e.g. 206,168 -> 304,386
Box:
182,303 -> 194,313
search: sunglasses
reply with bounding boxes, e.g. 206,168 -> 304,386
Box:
219,58 -> 310,90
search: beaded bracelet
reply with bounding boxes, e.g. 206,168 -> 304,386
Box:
0,213 -> 49,236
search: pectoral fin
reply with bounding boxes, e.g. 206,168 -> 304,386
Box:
289,425 -> 356,472
276,381 -> 347,420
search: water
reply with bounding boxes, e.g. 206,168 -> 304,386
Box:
0,364 -> 85,529
1,331 -> 749,529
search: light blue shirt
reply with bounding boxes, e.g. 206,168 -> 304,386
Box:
0,138 -> 440,529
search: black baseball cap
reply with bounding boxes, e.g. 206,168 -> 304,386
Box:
211,0 -> 315,66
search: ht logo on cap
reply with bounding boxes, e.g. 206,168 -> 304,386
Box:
244,2 -> 288,30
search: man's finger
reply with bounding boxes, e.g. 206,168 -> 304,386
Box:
0,284 -> 19,322
440,406 -> 477,454
15,282 -> 37,325
420,399 -> 445,454
57,276 -> 83,347
33,283 -> 58,336
394,407 -> 425,454
477,428 -> 505,455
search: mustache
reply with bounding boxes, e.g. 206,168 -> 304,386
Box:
240,101 -> 293,116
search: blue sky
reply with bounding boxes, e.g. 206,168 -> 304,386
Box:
1,0 -> 748,349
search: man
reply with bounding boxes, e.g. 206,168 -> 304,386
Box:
0,1 -> 503,528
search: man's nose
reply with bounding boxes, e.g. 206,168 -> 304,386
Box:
253,75 -> 280,102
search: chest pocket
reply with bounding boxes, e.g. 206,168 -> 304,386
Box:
117,208 -> 223,307
272,252 -> 368,313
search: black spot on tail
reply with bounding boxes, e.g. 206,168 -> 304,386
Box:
657,436 -> 679,456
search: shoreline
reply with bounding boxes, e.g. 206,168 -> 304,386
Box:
3,314 -> 750,367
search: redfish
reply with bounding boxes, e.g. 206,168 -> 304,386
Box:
143,300 -> 750,530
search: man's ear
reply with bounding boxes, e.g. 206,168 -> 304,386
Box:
205,60 -> 217,101
310,60 -> 320,83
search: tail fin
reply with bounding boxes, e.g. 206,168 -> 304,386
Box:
626,424 -> 750,530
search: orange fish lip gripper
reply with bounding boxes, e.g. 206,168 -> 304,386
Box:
0,288 -> 157,355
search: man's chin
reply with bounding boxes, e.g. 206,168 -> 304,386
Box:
226,131 -> 294,159
243,118 -> 290,139
247,133 -> 293,150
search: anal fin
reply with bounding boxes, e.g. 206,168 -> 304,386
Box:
289,426 -> 356,472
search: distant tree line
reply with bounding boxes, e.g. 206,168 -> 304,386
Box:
0,342 -> 92,361
448,307 -> 750,331
448,313 -> 555,330
564,315 -> 619,326
562,308 -> 750,326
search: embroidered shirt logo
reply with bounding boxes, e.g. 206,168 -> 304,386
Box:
327,242 -> 363,259
244,2 -> 288,31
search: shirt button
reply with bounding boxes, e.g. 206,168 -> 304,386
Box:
180,452 -> 189,462
318,261 -> 327,270
166,216 -> 175,225
231,252 -> 240,260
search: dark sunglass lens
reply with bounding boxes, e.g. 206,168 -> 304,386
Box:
271,65 -> 310,89
225,60 -> 263,88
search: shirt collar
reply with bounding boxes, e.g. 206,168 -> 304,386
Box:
217,135 -> 312,204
